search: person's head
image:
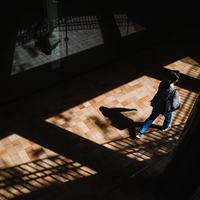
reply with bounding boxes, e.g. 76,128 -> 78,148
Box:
168,70 -> 180,84
163,70 -> 180,90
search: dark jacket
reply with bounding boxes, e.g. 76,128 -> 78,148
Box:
150,81 -> 180,114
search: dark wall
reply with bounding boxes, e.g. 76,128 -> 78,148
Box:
127,0 -> 200,43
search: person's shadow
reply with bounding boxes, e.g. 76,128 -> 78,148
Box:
99,106 -> 141,139
100,106 -> 163,139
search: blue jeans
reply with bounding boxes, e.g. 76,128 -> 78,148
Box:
139,109 -> 172,134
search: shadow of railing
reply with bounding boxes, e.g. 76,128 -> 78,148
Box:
0,129 -> 180,200
0,155 -> 94,199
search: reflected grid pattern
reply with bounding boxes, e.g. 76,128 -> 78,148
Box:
11,14 -> 144,75
114,14 -> 145,37
1,57 -> 199,199
12,16 -> 104,75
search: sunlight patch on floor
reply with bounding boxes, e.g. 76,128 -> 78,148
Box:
164,56 -> 200,80
0,134 -> 97,199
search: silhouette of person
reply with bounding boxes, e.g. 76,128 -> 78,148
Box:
136,70 -> 181,139
34,0 -> 60,55
100,107 -> 137,137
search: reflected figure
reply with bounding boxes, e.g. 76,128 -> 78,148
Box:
34,0 -> 60,55
99,106 -> 137,138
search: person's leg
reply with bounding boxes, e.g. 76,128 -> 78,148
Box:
139,109 -> 159,134
162,112 -> 172,131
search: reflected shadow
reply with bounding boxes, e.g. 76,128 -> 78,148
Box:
21,44 -> 39,58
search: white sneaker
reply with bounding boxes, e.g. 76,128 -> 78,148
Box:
161,124 -> 171,132
136,132 -> 144,139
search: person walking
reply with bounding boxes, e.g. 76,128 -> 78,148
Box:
136,70 -> 181,139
